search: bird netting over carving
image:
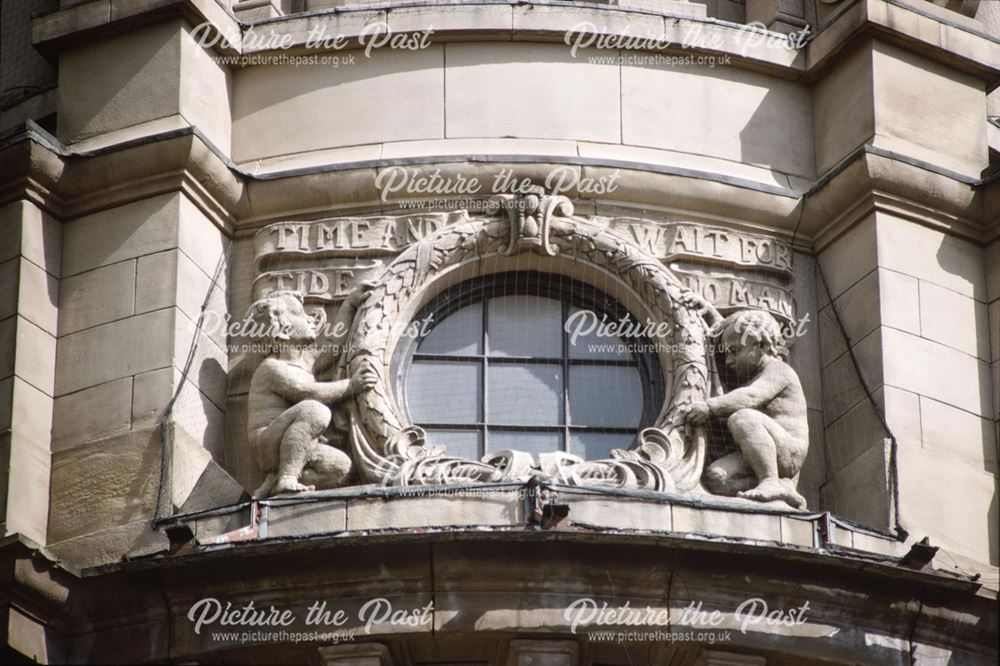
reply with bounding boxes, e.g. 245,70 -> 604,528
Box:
159,176 -> 850,520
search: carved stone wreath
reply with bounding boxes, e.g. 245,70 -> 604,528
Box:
343,191 -> 710,492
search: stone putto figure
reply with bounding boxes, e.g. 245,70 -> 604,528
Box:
682,291 -> 809,509
245,284 -> 377,497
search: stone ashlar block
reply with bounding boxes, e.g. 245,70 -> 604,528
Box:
58,260 -> 135,337
346,493 -> 523,531
48,427 -> 162,543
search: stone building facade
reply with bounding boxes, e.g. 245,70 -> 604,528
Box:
0,0 -> 998,663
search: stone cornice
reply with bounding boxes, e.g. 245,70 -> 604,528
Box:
0,122 -> 242,235
1,530 -> 995,663
32,0 -> 1000,89
2,122 -> 996,247
805,0 -> 1000,89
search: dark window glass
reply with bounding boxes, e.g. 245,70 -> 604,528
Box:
398,273 -> 662,460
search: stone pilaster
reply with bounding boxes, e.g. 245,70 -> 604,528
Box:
46,192 -> 237,567
0,199 -> 60,547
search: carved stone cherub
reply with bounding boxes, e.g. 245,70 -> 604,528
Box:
246,284 -> 377,497
682,290 -> 809,509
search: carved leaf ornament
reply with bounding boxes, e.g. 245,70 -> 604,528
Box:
343,191 -> 710,492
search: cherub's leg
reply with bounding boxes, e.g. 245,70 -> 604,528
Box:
301,444 -> 353,490
727,409 -> 806,509
270,400 -> 332,495
703,452 -> 756,496
253,472 -> 277,498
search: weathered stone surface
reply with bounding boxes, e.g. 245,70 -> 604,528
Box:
173,314 -> 228,409
986,239 -> 1000,304
5,606 -> 66,666
447,43 -> 620,143
566,495 -> 672,531
61,194 -> 180,277
820,328 -> 882,426
136,250 -> 221,335
824,399 -> 884,475
52,377 -> 133,452
790,252 -> 822,407
55,309 -> 174,396
871,41 -> 987,178
57,20 -> 182,144
919,395 -> 998,473
9,375 -> 53,455
48,519 -> 169,569
266,500 -> 347,538
4,377 -> 53,545
170,388 -> 228,507
878,269 -> 921,336
851,531 -> 906,558
820,442 -> 890,531
671,506 -> 782,541
813,43 -> 874,174
48,428 -> 161,543
131,366 -> 176,428
192,508 -> 248,542
623,59 -> 813,177
818,269 -> 878,368
897,446 -> 998,563
233,46 -> 444,163
881,326 -> 991,417
881,386 -> 922,451
991,299 -> 1000,363
798,408 -> 825,510
178,23 -> 232,155
817,214 -> 878,301
779,516 -> 814,547
876,213 -> 985,301
17,258 -> 58,336
13,316 -> 56,396
346,494 -> 523,531
58,260 -> 135,336
918,280 -> 989,359
177,196 -> 227,278
176,458 -> 245,515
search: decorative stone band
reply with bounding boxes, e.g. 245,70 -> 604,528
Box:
341,191 -> 712,492
253,211 -> 470,267
251,210 -> 794,323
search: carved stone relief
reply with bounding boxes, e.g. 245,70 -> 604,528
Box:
246,191 -> 808,508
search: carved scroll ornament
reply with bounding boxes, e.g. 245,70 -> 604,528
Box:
342,191 -> 714,493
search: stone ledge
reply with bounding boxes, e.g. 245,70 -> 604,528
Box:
4,531 -> 993,665
177,488 -> 911,568
4,122 -> 991,248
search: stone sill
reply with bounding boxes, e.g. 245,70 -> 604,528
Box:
178,483 -> 908,561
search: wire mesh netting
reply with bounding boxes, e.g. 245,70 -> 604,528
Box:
0,0 -> 58,120
156,189 -> 902,541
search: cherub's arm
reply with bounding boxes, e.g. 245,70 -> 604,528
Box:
705,363 -> 789,416
314,281 -> 375,374
680,289 -> 723,328
267,360 -> 378,405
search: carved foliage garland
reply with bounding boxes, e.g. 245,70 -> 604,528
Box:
344,192 -> 710,492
